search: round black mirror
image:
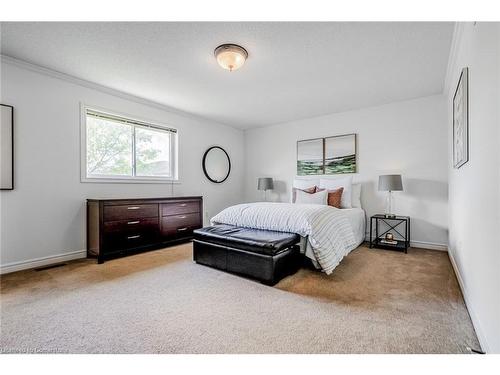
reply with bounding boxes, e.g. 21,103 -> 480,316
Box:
202,146 -> 231,183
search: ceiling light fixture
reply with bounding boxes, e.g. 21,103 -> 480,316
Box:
214,44 -> 248,72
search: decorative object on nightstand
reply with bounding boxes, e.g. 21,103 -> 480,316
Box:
258,177 -> 274,201
369,214 -> 410,253
378,174 -> 403,218
380,232 -> 397,245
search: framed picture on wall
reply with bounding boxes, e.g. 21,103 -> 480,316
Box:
1,104 -> 14,190
453,67 -> 469,169
324,134 -> 357,174
297,137 -> 324,175
297,133 -> 357,175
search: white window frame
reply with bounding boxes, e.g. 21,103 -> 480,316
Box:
80,104 -> 179,183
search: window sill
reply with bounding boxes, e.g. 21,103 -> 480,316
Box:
81,177 -> 181,184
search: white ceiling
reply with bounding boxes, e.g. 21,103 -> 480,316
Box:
1,22 -> 454,129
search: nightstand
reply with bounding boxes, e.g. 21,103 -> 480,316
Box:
369,214 -> 410,253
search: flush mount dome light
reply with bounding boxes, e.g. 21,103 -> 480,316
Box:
214,44 -> 248,72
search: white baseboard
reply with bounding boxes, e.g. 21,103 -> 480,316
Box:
447,250 -> 490,353
364,234 -> 447,251
0,250 -> 87,275
409,240 -> 448,251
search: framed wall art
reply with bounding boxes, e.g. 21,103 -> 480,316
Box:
1,104 -> 14,190
297,137 -> 324,175
297,133 -> 356,176
453,67 -> 469,169
324,133 -> 357,174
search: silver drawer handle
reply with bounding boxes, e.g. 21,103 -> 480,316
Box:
127,235 -> 141,239
127,221 -> 140,225
180,203 -> 187,207
127,206 -> 141,210
178,215 -> 186,219
177,227 -> 188,232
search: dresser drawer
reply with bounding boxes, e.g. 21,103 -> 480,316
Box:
103,232 -> 158,252
161,213 -> 201,236
103,217 -> 159,234
104,204 -> 158,222
103,223 -> 159,252
161,201 -> 200,216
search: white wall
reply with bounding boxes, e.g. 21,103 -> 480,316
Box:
445,22 -> 500,353
244,95 -> 448,249
0,60 -> 245,270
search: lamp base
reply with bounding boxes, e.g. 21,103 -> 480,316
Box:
384,191 -> 395,219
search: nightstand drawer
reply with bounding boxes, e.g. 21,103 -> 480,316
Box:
104,204 -> 158,221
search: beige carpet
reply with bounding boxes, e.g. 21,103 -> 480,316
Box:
0,243 -> 479,353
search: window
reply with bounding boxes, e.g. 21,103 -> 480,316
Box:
82,107 -> 177,182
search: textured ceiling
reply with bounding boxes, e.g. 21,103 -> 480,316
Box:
1,22 -> 454,129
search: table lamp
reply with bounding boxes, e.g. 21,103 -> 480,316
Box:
378,174 -> 403,218
258,177 -> 274,202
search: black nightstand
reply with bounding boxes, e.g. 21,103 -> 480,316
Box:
369,214 -> 410,253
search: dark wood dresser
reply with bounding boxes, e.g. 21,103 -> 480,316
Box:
87,196 -> 203,263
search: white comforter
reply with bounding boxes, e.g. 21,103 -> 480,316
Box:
211,202 -> 357,274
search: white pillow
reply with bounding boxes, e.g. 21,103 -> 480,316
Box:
319,176 -> 353,208
293,177 -> 319,189
351,183 -> 362,208
292,178 -> 319,203
295,189 -> 328,205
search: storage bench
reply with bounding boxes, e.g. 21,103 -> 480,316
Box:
193,225 -> 301,285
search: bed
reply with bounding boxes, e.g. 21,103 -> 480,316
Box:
211,204 -> 365,275
209,176 -> 365,274
208,177 -> 365,275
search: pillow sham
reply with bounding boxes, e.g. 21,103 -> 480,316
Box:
316,187 -> 344,208
319,176 -> 353,208
294,189 -> 328,205
292,186 -> 316,203
351,183 -> 362,208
